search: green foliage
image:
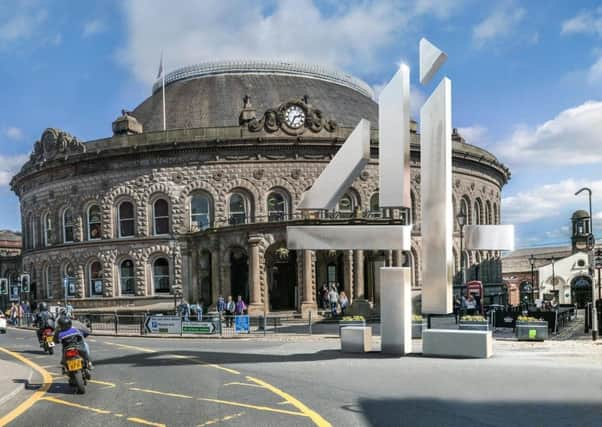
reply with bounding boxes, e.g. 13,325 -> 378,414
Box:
340,316 -> 365,321
460,315 -> 486,322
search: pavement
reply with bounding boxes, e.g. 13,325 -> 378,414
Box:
0,357 -> 34,421
1,326 -> 602,426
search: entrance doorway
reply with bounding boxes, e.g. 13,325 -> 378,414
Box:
571,275 -> 592,308
266,245 -> 297,311
230,247 -> 249,303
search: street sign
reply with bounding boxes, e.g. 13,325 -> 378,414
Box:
144,315 -> 182,334
9,284 -> 19,301
235,315 -> 250,333
182,321 -> 216,334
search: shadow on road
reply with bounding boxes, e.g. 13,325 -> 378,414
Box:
354,398 -> 602,427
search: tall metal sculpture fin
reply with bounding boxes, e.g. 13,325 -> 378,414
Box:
298,119 -> 370,210
419,38 -> 447,85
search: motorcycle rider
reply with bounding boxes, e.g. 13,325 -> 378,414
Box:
34,302 -> 55,347
54,315 -> 92,369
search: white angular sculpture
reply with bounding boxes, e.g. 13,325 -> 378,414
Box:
420,77 -> 453,315
378,64 -> 411,208
380,267 -> 412,355
419,37 -> 448,85
464,225 -> 515,251
298,119 -> 370,210
287,225 -> 412,250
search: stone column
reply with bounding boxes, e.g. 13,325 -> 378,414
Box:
300,250 -> 317,318
386,250 -> 394,267
190,248 -> 198,303
343,250 -> 354,300
393,250 -> 403,267
354,250 -> 365,299
248,235 -> 263,315
211,248 -> 221,307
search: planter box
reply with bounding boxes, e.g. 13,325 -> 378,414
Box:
339,320 -> 366,336
459,321 -> 489,331
412,321 -> 426,338
423,329 -> 493,358
341,326 -> 372,353
516,321 -> 548,341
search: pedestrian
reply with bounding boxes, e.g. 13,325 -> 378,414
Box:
179,300 -> 190,321
339,291 -> 349,316
320,284 -> 329,310
65,302 -> 74,318
225,296 -> 235,327
217,295 -> 226,314
24,301 -> 31,327
10,303 -> 17,326
197,299 -> 204,321
235,295 -> 247,315
328,286 -> 339,317
17,302 -> 24,327
465,294 -> 477,315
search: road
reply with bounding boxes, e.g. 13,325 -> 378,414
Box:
1,328 -> 602,426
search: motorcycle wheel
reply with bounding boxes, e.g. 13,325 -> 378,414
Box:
72,371 -> 86,394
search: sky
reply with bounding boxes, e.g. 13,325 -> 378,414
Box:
1,0 -> 602,248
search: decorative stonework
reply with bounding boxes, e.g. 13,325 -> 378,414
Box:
26,128 -> 86,170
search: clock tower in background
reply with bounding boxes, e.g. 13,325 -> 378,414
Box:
571,209 -> 594,253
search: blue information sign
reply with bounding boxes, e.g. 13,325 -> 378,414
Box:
234,315 -> 250,333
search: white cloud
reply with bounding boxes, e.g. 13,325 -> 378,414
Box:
587,56 -> 602,84
413,0 -> 465,20
4,127 -> 23,140
561,7 -> 602,37
83,19 -> 105,37
472,3 -> 525,47
502,179 -> 602,225
496,101 -> 602,166
457,125 -> 487,146
119,0 -> 462,86
0,154 -> 29,186
0,6 -> 47,44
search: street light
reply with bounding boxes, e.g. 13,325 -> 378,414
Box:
529,254 -> 536,303
575,187 -> 597,341
169,239 -> 178,313
457,206 -> 467,299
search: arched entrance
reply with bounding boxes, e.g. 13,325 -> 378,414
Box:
571,275 -> 592,308
230,247 -> 249,303
265,244 -> 297,311
316,251 -> 346,304
198,250 -> 212,305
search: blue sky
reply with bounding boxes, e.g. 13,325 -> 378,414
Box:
1,0 -> 602,248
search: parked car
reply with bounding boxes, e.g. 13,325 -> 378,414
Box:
0,313 -> 7,333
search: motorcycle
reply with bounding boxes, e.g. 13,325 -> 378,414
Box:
42,328 -> 55,355
63,345 -> 90,394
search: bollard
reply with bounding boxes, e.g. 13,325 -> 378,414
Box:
308,311 -> 312,335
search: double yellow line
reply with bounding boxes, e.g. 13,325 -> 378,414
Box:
0,347 -> 53,426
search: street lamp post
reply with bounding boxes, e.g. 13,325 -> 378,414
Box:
529,254 -> 535,303
575,187 -> 597,341
457,207 -> 467,299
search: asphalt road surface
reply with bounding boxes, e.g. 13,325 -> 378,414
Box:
1,328 -> 602,426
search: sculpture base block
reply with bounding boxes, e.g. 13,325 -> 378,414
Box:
422,329 -> 492,358
380,267 -> 412,356
341,326 -> 372,353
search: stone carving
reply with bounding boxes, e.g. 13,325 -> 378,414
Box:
291,169 -> 301,180
242,98 -> 337,136
28,128 -> 86,168
253,169 -> 265,180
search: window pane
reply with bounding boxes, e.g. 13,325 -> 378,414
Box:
89,206 -> 101,222
191,196 -> 209,215
120,260 -> 135,294
153,258 -> 169,275
119,202 -> 134,219
230,194 -> 245,213
155,218 -> 169,235
370,194 -> 379,211
90,262 -> 101,278
268,192 -> 286,221
154,199 -> 169,217
64,209 -> 73,225
154,258 -> 170,292
120,219 -> 134,237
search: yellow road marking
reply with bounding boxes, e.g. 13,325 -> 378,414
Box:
115,413 -> 124,417
42,396 -> 111,414
127,416 -> 166,427
223,381 -> 265,388
130,387 -> 194,399
247,376 -> 332,427
196,397 -> 307,417
89,379 -> 116,388
197,412 -> 244,426
0,347 -> 53,426
104,341 -> 157,353
197,360 -> 240,375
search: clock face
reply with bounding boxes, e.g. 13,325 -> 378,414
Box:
284,105 -> 305,129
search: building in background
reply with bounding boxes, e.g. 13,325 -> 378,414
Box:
0,230 -> 22,310
10,61 -> 509,314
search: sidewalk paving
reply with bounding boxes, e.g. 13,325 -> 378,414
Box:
0,358 -> 34,419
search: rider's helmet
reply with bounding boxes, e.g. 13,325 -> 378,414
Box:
38,302 -> 48,312
57,315 -> 72,332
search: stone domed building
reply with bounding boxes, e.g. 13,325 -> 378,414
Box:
11,61 -> 510,314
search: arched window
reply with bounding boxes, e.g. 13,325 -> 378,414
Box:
63,209 -> 74,243
87,205 -> 101,240
28,213 -> 36,249
153,258 -> 170,293
63,263 -> 76,297
89,261 -> 103,297
493,202 -> 499,224
337,193 -> 355,218
44,264 -> 51,298
474,199 -> 483,225
190,193 -> 212,231
460,197 -> 470,225
369,193 -> 382,218
153,199 -> 170,235
485,201 -> 492,225
267,191 -> 288,221
120,260 -> 135,295
43,213 -> 51,247
118,201 -> 135,237
229,193 -> 248,225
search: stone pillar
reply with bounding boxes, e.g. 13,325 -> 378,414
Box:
393,250 -> 403,267
211,249 -> 221,306
190,248 -> 198,304
248,236 -> 263,315
300,250 -> 317,318
354,250 -> 365,299
343,250 -> 354,300
386,250 -> 394,267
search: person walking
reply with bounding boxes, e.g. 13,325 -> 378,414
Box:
235,296 -> 247,316
339,291 -> 349,316
320,285 -> 329,310
328,286 -> 339,317
197,299 -> 204,321
465,294 -> 477,315
225,296 -> 235,327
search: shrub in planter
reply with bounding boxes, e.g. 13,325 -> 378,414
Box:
516,316 -> 548,341
459,315 -> 489,331
339,316 -> 366,336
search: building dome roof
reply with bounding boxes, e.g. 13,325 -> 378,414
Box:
572,210 -> 590,220
132,60 -> 377,132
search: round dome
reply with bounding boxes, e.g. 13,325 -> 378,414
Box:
132,60 -> 377,133
572,210 -> 590,220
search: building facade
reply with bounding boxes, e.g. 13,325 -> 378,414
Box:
10,61 -> 510,314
